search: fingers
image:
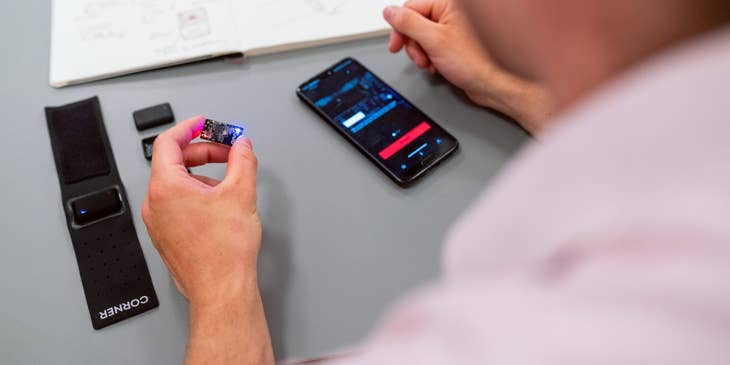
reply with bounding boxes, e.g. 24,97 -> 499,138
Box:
221,137 -> 258,195
389,30 -> 406,53
383,5 -> 440,51
405,39 -> 431,69
387,0 -> 438,53
191,174 -> 222,188
403,0 -> 436,18
182,142 -> 230,167
152,116 -> 206,171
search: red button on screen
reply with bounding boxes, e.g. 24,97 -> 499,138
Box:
378,122 -> 431,160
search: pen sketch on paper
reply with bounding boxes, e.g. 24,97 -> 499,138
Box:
69,0 -> 231,59
178,7 -> 211,40
51,0 -> 390,86
249,0 -> 358,30
305,0 -> 349,15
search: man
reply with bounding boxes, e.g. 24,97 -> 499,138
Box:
142,0 -> 730,363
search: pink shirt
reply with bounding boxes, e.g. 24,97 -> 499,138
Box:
324,26 -> 730,364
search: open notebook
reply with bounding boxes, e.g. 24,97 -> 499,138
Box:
50,0 -> 393,87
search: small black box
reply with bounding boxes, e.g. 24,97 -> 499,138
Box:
133,103 -> 174,131
141,135 -> 157,160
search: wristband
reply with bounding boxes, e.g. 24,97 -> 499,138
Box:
45,96 -> 159,329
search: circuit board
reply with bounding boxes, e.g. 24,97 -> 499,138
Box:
200,119 -> 245,146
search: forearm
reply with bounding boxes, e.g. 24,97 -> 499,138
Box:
186,277 -> 274,365
467,67 -> 557,135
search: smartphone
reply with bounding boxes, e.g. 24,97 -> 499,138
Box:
297,58 -> 459,187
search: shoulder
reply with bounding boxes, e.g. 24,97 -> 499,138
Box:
443,26 -> 730,278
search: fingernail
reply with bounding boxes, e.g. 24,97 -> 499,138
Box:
237,136 -> 253,150
383,6 -> 399,21
193,116 -> 206,135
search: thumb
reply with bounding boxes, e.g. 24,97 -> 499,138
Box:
223,137 -> 258,192
383,6 -> 440,49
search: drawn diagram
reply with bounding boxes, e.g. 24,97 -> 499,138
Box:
76,0 -> 131,43
51,0 -> 388,86
305,0 -> 348,15
178,8 -> 211,40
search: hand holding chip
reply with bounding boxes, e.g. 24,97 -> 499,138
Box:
141,116 -> 274,363
141,116 -> 261,302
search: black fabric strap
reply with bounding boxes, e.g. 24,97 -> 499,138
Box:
45,96 -> 158,330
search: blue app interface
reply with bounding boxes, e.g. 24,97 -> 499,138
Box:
300,59 -> 454,176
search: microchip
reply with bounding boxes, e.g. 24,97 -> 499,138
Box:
200,119 -> 245,146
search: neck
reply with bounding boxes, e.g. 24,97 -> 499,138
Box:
545,5 -> 730,110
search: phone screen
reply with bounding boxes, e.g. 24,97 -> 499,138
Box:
297,58 -> 458,185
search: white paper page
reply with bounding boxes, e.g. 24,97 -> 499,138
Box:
233,0 -> 392,52
50,0 -> 240,87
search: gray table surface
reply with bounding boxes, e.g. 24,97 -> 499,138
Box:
0,1 -> 529,363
